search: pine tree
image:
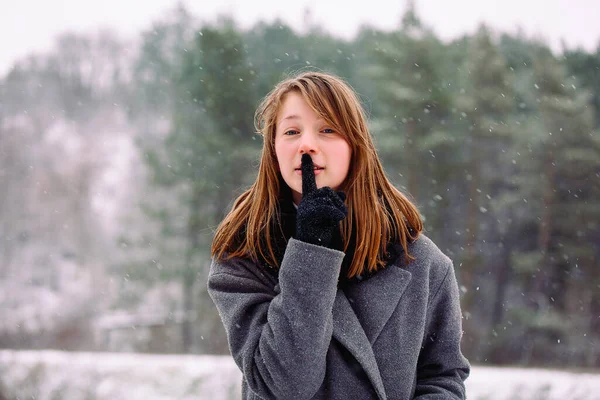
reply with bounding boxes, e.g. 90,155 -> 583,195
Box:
455,25 -> 516,358
366,2 -> 453,227
525,48 -> 600,365
169,20 -> 260,353
496,47 -> 600,366
123,14 -> 261,354
564,47 -> 600,129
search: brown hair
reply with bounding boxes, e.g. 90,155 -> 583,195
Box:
211,71 -> 422,277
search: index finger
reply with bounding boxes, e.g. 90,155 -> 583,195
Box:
301,153 -> 317,195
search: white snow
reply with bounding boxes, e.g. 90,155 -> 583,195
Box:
1,350 -> 599,400
0,350 -> 242,400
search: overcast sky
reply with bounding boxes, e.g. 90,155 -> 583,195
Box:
1,0 -> 599,77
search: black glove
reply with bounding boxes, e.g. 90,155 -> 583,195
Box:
295,153 -> 348,248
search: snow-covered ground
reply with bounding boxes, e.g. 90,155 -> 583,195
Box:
0,350 -> 599,400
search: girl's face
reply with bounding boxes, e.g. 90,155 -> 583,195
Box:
274,91 -> 352,205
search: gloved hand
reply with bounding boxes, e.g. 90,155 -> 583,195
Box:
295,153 -> 348,248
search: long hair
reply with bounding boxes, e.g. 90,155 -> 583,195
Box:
211,71 -> 422,277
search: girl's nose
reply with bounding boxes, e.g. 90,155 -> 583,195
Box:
298,132 -> 318,154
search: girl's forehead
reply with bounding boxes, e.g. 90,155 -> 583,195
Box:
277,93 -> 322,118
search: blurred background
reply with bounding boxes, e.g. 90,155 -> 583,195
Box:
1,0 -> 599,398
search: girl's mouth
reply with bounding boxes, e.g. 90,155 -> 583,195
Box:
295,167 -> 324,175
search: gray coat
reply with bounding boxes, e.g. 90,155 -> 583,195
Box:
207,234 -> 470,399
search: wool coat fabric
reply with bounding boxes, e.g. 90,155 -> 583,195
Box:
207,234 -> 470,399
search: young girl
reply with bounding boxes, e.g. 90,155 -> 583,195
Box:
208,71 -> 470,399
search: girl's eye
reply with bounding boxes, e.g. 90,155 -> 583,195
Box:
322,128 -> 335,134
284,130 -> 299,136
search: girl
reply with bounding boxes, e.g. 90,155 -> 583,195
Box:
208,71 -> 470,399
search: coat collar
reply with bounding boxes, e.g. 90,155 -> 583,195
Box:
332,253 -> 412,400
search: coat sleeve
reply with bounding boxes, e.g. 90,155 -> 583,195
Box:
414,261 -> 471,399
207,238 -> 344,400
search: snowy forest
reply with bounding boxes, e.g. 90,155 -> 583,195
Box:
1,2 -> 599,397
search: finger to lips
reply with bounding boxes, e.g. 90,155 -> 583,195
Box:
301,154 -> 317,195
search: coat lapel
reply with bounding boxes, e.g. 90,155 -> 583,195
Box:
332,291 -> 388,400
331,264 -> 412,400
345,265 -> 412,344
